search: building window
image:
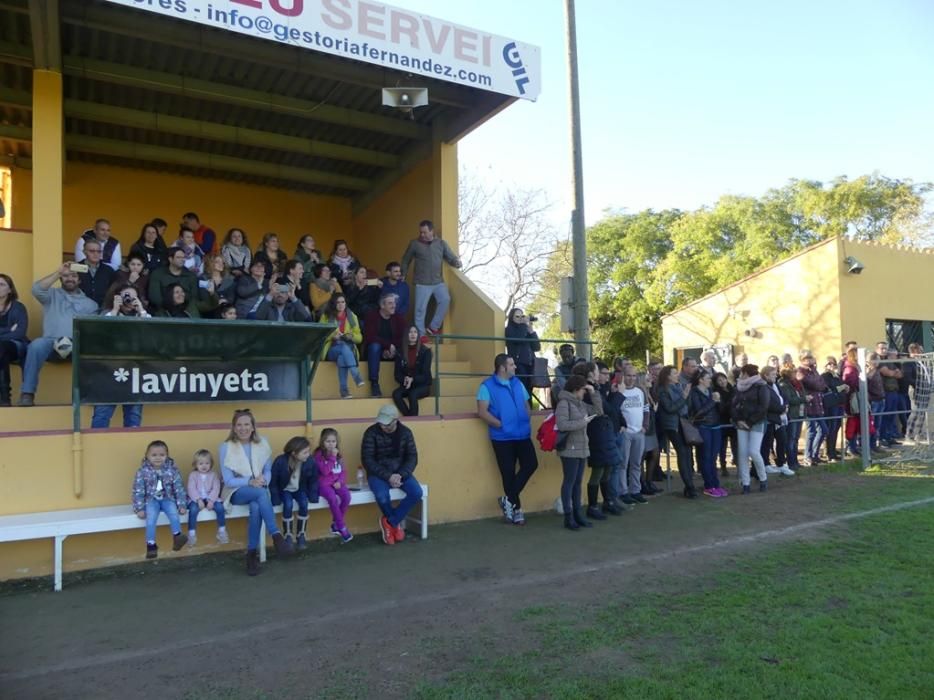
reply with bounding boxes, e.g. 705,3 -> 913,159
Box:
885,319 -> 931,353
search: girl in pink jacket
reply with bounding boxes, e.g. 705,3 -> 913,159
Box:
186,449 -> 229,546
314,428 -> 353,543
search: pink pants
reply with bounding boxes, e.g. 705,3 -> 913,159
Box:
320,483 -> 351,531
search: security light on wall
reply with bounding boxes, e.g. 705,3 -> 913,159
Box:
844,256 -> 864,275
382,88 -> 429,115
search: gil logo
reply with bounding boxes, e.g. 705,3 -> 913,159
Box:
502,42 -> 531,96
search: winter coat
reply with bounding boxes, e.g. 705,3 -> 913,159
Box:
504,323 -> 541,369
656,383 -> 688,432
555,389 -> 597,459
764,382 -> 785,425
688,387 -> 720,427
131,458 -> 186,513
716,383 -> 734,425
313,449 -> 348,490
254,299 -> 312,323
394,344 -> 433,388
319,309 -> 362,361
233,275 -> 269,318
867,369 -> 885,402
361,422 -> 418,482
731,376 -> 770,427
0,300 -> 29,361
363,309 -> 406,352
268,454 -> 319,506
779,378 -> 807,420
585,387 -> 619,467
148,266 -> 201,317
798,366 -> 828,417
345,281 -> 382,320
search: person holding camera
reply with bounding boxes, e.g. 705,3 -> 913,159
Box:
255,278 -> 312,323
91,284 -> 150,428
505,308 -> 541,403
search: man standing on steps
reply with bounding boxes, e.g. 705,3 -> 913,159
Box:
477,353 -> 539,526
400,219 -> 461,337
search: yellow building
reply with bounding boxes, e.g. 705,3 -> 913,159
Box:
0,0 -> 565,583
662,237 -> 934,368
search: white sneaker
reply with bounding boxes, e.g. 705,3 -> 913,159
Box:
216,529 -> 229,544
765,465 -> 781,474
780,465 -> 796,476
187,531 -> 197,547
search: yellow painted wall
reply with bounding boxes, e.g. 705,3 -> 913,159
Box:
662,238 -> 844,365
0,414 -> 562,581
9,165 -> 31,230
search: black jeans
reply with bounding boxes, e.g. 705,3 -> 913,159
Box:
663,428 -> 694,490
719,426 -> 737,469
559,456 -> 586,514
760,423 -> 776,465
392,383 -> 431,416
491,438 -> 539,509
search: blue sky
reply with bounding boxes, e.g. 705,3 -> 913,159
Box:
397,0 -> 934,227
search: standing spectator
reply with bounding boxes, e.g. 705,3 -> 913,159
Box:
255,279 -> 312,323
798,349 -> 829,465
234,258 -> 270,319
732,364 -> 770,494
129,222 -> 167,272
504,308 -> 541,401
821,356 -> 847,458
19,263 -> 98,406
345,266 -> 382,320
108,252 -> 150,310
77,239 -> 116,307
309,263 -> 342,318
552,343 -> 577,397
762,365 -> 794,475
655,366 -> 697,498
173,228 -> 205,275
379,262 -> 410,316
400,219 -> 462,336
294,234 -> 322,282
841,348 -> 861,455
393,326 -> 432,416
866,352 -> 886,453
254,232 -> 286,279
0,273 -> 28,407
477,354 -> 539,526
361,404 -> 423,546
731,352 -> 748,384
319,294 -> 365,399
328,239 -> 361,287
148,247 -> 202,317
91,285 -> 149,428
221,228 -> 251,278
905,343 -> 930,442
897,347 -> 916,438
714,372 -> 736,476
879,348 -> 904,446
75,218 -> 122,270
700,349 -> 719,377
582,363 -> 618,518
555,375 -> 599,530
219,409 -> 294,575
363,294 -> 406,397
779,366 -> 807,469
617,364 -> 651,504
688,370 -> 727,497
678,357 -> 702,471
641,361 -> 664,493
200,253 -> 236,305
181,212 -> 216,255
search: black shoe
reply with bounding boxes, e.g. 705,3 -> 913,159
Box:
272,532 -> 295,557
760,481 -> 768,492
602,501 -> 623,516
246,549 -> 260,576
586,505 -> 607,521
683,487 -> 698,499
631,493 -> 649,504
370,381 -> 382,397
564,514 -> 580,531
573,509 -> 593,528
145,543 -> 158,559
620,494 -> 637,506
652,466 -> 666,482
742,485 -> 751,494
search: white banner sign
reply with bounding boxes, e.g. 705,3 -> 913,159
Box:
105,0 -> 541,100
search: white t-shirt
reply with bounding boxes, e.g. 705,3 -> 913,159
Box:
620,387 -> 648,433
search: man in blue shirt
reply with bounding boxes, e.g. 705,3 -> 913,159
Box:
379,261 -> 410,316
477,354 -> 539,526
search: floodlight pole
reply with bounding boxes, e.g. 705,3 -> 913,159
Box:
565,0 -> 590,359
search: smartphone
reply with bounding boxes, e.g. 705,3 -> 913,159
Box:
69,263 -> 89,273
366,278 -> 379,286
276,284 -> 291,294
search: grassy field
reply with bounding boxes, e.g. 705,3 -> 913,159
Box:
413,494 -> 934,699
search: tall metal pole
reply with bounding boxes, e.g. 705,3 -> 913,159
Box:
565,0 -> 590,359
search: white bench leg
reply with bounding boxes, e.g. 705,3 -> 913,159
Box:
259,522 -> 267,563
421,493 -> 429,540
54,535 -> 67,592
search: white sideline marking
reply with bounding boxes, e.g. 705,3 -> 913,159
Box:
3,495 -> 934,682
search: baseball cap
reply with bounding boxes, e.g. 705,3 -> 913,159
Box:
376,404 -> 400,425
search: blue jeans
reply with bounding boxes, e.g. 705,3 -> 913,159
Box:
368,474 -> 423,527
870,400 -> 885,448
366,342 -> 388,382
698,425 -> 722,489
881,392 -> 900,441
326,342 -> 363,393
806,417 -> 827,460
20,336 -> 58,394
145,498 -> 181,543
414,282 -> 451,334
91,404 -> 143,428
786,419 -> 803,467
187,500 -> 226,531
281,490 -> 309,519
230,486 -> 279,550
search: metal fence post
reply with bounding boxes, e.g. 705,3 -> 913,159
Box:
858,347 -> 870,469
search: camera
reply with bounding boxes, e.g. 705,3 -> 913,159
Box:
122,292 -> 135,305
527,315 -> 538,323
276,284 -> 291,294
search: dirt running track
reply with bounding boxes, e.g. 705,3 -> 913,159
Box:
0,469 -> 929,699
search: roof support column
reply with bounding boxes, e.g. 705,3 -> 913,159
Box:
31,69 -> 64,279
431,120 -> 458,253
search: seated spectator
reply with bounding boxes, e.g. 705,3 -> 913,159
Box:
393,326 -> 433,416
268,436 -> 319,550
181,212 -> 216,255
107,252 -> 150,309
400,219 -> 462,336
235,258 -> 270,319
92,285 -> 149,429
345,266 -> 382,320
361,404 -> 423,546
255,279 -> 312,322
148,247 -> 202,317
294,235 -> 322,281
173,228 -> 205,275
254,232 -> 285,279
151,217 -> 169,241
158,283 -> 195,318
200,253 -> 236,305
319,294 -> 365,399
329,239 -> 361,287
77,238 -> 116,307
19,263 -> 98,406
75,218 -> 122,270
505,308 -> 541,400
281,259 -> 311,309
129,222 -> 167,272
0,273 -> 29,407
380,261 -> 409,316
363,294 -> 406,397
221,228 -> 251,278
215,302 -> 239,320
309,263 -> 342,318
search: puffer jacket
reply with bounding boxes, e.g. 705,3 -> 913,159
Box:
732,376 -> 770,427
779,378 -> 806,419
585,386 -> 619,467
656,383 -> 688,432
131,458 -> 186,513
268,453 -> 320,506
361,422 -> 418,482
555,389 -> 596,459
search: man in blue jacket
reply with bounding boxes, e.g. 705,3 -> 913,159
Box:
477,353 -> 539,526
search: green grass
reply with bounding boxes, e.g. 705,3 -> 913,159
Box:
414,503 -> 934,700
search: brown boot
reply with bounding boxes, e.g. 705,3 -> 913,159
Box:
246,549 -> 260,576
272,532 -> 294,557
172,532 -> 188,551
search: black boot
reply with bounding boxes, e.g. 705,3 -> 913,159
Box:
563,513 -> 580,531
573,508 -> 593,528
652,465 -> 666,482
586,484 -> 606,519
272,532 -> 295,557
586,504 -> 607,520
246,549 -> 260,576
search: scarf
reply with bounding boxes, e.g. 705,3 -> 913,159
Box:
313,277 -> 332,292
331,254 -> 354,274
736,375 -> 765,393
336,310 -> 347,334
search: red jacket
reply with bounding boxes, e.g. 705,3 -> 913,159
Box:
363,309 -> 406,352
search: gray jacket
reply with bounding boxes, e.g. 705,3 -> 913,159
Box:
555,389 -> 599,459
32,283 -> 98,338
255,299 -> 312,323
400,238 -> 461,286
